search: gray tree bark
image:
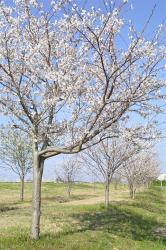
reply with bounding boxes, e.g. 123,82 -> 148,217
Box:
30,149 -> 44,240
66,184 -> 71,198
20,176 -> 25,201
104,177 -> 110,208
93,181 -> 96,192
129,184 -> 136,199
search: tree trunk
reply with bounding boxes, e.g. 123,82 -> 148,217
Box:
66,183 -> 71,198
30,150 -> 44,240
129,185 -> 136,199
113,180 -> 118,190
93,181 -> 96,192
20,176 -> 24,201
104,178 -> 110,208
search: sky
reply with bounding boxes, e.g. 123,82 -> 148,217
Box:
0,0 -> 166,181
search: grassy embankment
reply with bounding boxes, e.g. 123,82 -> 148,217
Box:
0,182 -> 165,250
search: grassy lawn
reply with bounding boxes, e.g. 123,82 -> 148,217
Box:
0,182 -> 165,249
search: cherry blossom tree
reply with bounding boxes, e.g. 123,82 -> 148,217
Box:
0,127 -> 32,201
112,173 -> 122,190
121,152 -> 159,199
0,0 -> 165,239
55,156 -> 80,198
81,138 -> 142,207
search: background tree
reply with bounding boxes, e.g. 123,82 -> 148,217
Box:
121,152 -> 159,199
81,138 -> 140,207
55,156 -> 80,198
0,127 -> 32,201
112,173 -> 122,190
0,0 -> 165,239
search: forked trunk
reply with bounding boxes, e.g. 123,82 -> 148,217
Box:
30,150 -> 44,240
20,176 -> 24,201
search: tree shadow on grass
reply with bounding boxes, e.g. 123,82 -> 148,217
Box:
0,205 -> 18,213
137,193 -> 163,204
129,188 -> 166,214
42,194 -> 97,203
70,204 -> 166,243
128,200 -> 166,214
42,195 -> 69,203
38,188 -> 166,244
18,187 -> 164,246
66,187 -> 166,243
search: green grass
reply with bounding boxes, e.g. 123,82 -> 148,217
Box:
153,180 -> 166,186
0,182 -> 166,249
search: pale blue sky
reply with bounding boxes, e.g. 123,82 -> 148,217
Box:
0,0 -> 166,181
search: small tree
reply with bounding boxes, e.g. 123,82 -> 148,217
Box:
112,173 -> 122,190
81,138 -> 139,207
55,157 -> 80,198
121,152 -> 159,199
0,127 -> 32,201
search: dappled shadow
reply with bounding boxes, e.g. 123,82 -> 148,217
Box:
129,200 -> 166,214
70,204 -> 166,243
0,205 -> 18,213
137,188 -> 164,202
42,194 -> 98,203
69,194 -> 98,200
39,199 -> 166,245
129,188 -> 166,214
59,188 -> 166,243
42,195 -> 69,203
